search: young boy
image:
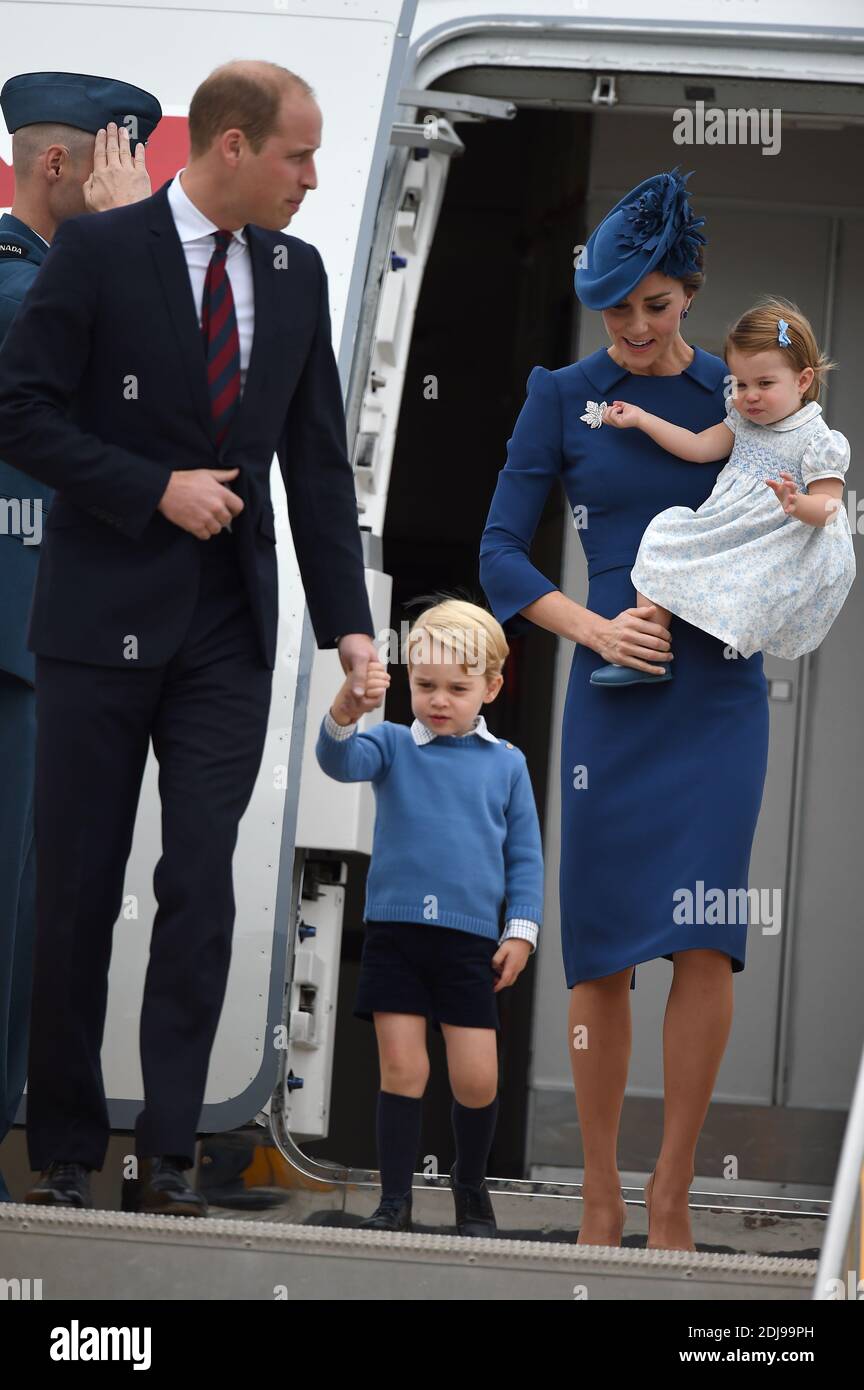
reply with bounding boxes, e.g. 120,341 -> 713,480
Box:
315,599 -> 543,1236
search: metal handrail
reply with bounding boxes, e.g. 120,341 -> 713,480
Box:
268,1076 -> 831,1222
814,1039 -> 864,1299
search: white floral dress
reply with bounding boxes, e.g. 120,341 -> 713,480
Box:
629,400 -> 856,660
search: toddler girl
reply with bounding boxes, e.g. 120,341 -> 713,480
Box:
315,599 -> 543,1234
589,296 -> 856,686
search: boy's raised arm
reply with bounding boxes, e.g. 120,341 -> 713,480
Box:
315,660 -> 394,784
315,710 -> 395,784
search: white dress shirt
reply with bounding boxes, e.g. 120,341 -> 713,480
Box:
166,169 -> 254,392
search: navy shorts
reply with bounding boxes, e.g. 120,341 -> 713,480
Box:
354,920 -> 501,1032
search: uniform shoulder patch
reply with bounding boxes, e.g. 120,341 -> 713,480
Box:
0,236 -> 32,262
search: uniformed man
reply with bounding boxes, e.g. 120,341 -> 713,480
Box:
0,72 -> 162,1201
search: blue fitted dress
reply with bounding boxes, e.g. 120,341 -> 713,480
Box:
479,346 -> 769,989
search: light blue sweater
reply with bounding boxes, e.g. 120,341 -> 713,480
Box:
315,714 -> 544,942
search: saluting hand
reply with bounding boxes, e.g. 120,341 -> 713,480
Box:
83,123 -> 151,212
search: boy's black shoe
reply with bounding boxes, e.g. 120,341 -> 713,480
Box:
359,1193 -> 413,1231
450,1162 -> 498,1238
25,1161 -> 94,1208
121,1157 -> 208,1217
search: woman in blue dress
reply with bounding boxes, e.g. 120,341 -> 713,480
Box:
479,170 -> 770,1251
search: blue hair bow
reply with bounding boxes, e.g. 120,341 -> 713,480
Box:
777,319 -> 791,346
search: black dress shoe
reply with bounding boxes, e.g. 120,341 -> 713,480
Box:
450,1162 -> 497,1238
359,1193 -> 413,1231
121,1157 -> 208,1217
26,1161 -> 93,1208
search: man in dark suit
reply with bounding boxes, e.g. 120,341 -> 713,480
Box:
0,72 -> 161,1204
0,59 -> 377,1214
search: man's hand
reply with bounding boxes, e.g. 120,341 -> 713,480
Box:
491,938 -> 532,992
329,658 -> 391,726
338,633 -> 381,697
157,468 -> 245,539
83,123 -> 151,212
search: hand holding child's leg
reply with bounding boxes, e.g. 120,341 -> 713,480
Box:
589,594 -> 674,689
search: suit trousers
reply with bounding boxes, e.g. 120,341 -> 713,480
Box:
26,529 -> 273,1170
0,672 -> 36,1143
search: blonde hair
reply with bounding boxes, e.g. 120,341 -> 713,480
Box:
406,597 -> 508,681
724,296 -> 835,405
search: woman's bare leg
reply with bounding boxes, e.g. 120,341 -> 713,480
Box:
568,968 -> 633,1245
649,949 -> 734,1250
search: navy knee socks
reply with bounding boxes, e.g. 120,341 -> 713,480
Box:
376,1090 -> 423,1200
451,1095 -> 499,1189
376,1090 -> 500,1199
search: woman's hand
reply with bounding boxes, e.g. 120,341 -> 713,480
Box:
591,606 -> 673,675
764,471 -> 799,515
330,658 -> 391,726
603,401 -> 646,430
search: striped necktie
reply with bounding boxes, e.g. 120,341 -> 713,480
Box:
201,228 -> 241,448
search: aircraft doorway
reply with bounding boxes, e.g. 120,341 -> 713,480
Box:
310,104 -> 591,1178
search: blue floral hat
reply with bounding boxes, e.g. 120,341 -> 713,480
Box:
574,167 -> 707,310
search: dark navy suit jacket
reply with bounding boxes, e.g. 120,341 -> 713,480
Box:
0,180 -> 375,669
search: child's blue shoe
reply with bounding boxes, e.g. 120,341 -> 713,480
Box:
589,662 -> 672,687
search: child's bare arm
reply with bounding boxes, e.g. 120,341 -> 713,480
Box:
765,472 -> 846,529
603,402 -> 733,464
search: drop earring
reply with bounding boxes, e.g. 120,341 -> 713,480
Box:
681,307 -> 689,319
